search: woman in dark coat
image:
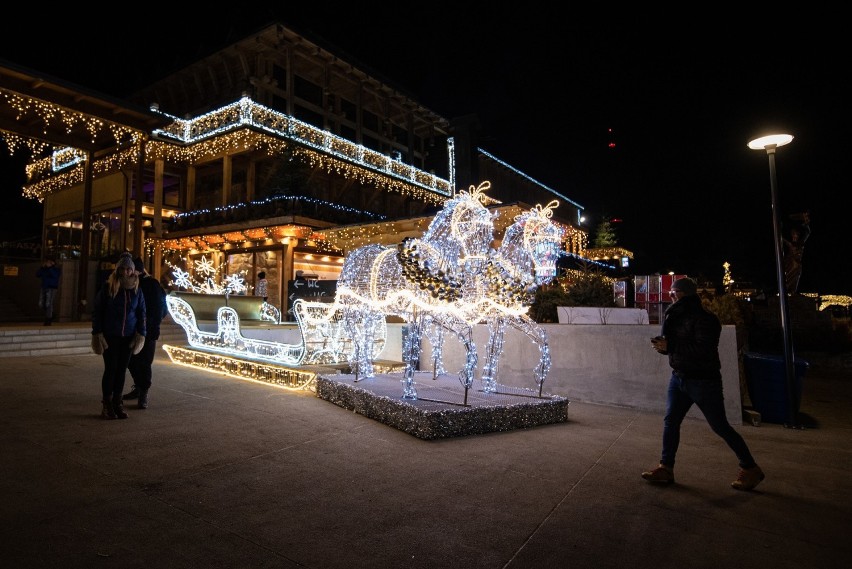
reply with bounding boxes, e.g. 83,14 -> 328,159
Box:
91,252 -> 146,420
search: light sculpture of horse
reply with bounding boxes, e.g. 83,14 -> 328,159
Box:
334,182 -> 496,399
475,201 -> 564,395
425,201 -> 565,396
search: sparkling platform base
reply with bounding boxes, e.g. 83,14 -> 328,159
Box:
316,372 -> 570,440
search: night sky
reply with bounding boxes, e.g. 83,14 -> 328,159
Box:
1,8 -> 849,294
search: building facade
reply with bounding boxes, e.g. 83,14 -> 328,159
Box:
3,22 -> 588,322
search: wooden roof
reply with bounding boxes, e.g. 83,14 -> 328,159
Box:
0,58 -> 170,154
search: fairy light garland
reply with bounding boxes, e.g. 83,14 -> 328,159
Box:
14,95 -> 452,203
23,144 -> 142,201
814,294 -> 852,311
149,96 -> 452,198
0,88 -> 138,152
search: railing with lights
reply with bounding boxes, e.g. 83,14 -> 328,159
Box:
152,96 -> 452,199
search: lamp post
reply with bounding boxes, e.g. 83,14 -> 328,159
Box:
747,133 -> 800,429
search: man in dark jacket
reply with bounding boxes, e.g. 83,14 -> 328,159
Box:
36,257 -> 61,325
642,277 -> 765,491
124,257 -> 168,409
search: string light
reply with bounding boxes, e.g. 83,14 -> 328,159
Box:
161,182 -> 565,400
13,94 -> 453,204
167,254 -> 249,294
149,96 -> 452,199
331,182 -> 564,400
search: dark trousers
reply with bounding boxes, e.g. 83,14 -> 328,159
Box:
38,288 -> 57,320
101,335 -> 133,403
128,337 -> 157,391
661,372 -> 756,469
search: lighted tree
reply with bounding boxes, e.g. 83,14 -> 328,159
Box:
593,219 -> 618,248
722,262 -> 734,291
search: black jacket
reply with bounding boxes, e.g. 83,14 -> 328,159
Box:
660,294 -> 722,380
139,274 -> 168,340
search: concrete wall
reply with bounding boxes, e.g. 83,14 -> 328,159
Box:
420,323 -> 742,425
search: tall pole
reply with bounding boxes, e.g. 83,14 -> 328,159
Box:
765,146 -> 799,429
749,132 -> 799,429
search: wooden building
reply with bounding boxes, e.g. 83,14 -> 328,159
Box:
1,21 -> 588,322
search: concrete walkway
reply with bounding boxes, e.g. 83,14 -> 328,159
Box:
0,344 -> 849,568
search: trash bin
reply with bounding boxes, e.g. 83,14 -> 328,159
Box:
742,352 -> 809,424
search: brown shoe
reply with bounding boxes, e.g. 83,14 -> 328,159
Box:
100,401 -> 116,420
112,401 -> 129,420
732,466 -> 765,491
642,465 -> 674,484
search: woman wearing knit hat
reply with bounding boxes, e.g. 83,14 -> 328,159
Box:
90,252 -> 147,420
643,277 -> 765,491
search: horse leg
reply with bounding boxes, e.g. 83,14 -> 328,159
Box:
346,309 -> 373,381
401,315 -> 423,400
455,324 -> 477,406
481,317 -> 506,393
514,315 -> 551,396
423,318 -> 447,379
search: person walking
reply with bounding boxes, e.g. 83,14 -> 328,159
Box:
91,252 -> 146,420
643,277 -> 765,491
123,257 -> 167,409
36,257 -> 61,325
256,271 -> 269,302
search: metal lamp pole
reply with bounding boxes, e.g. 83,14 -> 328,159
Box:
748,133 -> 800,429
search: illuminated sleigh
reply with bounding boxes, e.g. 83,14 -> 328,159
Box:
166,292 -> 385,367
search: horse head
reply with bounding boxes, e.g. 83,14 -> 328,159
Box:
424,181 -> 495,275
501,200 -> 564,287
522,200 -> 564,285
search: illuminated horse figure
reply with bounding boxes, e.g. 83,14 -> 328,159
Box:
478,201 -> 564,394
458,201 -> 565,396
335,182 -> 496,398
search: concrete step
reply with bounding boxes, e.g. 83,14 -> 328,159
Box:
0,320 -> 187,358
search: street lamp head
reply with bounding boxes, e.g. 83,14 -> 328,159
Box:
748,133 -> 794,150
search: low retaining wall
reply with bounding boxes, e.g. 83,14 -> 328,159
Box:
557,306 -> 649,325
420,324 -> 742,425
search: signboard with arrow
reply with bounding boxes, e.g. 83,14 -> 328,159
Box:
286,277 -> 337,320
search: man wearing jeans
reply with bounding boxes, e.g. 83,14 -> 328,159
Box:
36,257 -> 61,325
642,277 -> 765,491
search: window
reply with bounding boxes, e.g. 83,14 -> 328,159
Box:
361,134 -> 381,152
362,110 -> 379,132
293,75 -> 322,106
340,124 -> 356,141
294,105 -> 324,129
271,94 -> 287,113
272,64 -> 287,91
392,124 -> 409,146
340,97 -> 356,121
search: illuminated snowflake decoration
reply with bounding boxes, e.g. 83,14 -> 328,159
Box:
168,255 -> 248,294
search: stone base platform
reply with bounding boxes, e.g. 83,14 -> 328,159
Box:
316,371 -> 570,440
